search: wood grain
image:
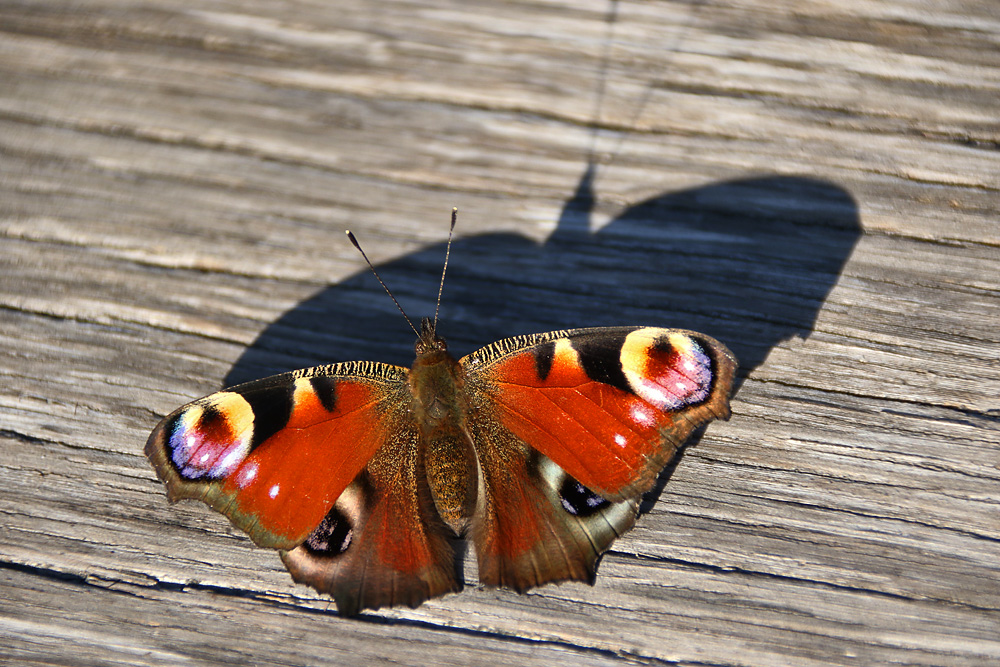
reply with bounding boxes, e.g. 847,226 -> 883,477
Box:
1,1 -> 998,665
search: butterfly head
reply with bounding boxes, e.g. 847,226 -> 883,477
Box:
415,317 -> 448,356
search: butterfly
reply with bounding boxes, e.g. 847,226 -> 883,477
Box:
145,219 -> 738,616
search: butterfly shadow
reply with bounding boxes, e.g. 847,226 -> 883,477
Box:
227,167 -> 859,385
224,165 -> 860,579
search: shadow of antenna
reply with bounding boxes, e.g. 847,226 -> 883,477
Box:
226,1 -> 860,395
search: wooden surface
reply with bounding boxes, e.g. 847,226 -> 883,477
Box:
2,1 -> 998,665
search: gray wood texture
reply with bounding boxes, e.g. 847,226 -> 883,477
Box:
1,1 -> 998,665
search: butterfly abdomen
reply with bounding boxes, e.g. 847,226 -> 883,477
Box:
422,430 -> 478,534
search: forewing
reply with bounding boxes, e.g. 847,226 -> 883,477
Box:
462,327 -> 737,501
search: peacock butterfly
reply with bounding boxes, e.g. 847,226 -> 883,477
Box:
145,215 -> 738,615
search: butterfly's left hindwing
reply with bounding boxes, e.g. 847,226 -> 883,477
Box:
279,422 -> 462,616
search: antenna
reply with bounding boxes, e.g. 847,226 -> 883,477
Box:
345,230 -> 420,339
433,208 -> 458,331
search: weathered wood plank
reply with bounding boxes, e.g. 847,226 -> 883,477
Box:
1,1 -> 998,665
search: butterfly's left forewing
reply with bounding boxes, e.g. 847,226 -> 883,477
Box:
461,327 -> 736,591
146,362 -> 413,548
